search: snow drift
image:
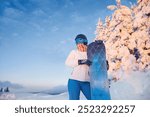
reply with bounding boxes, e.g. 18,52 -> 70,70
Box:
110,71 -> 150,99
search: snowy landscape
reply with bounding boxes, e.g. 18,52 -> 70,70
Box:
0,0 -> 150,100
0,72 -> 150,100
0,71 -> 150,100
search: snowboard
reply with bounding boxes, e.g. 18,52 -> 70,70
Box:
87,40 -> 111,100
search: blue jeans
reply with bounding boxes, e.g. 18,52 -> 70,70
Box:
68,79 -> 91,100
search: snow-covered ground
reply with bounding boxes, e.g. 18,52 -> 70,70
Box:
110,71 -> 150,99
0,71 -> 150,100
0,87 -> 87,100
0,93 -> 16,100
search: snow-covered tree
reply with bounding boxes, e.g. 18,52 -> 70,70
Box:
95,0 -> 150,79
0,88 -> 3,92
4,87 -> 10,92
95,18 -> 104,40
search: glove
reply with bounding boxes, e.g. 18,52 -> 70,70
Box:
78,59 -> 92,66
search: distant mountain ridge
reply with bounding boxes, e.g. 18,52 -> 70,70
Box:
0,81 -> 23,89
30,85 -> 67,95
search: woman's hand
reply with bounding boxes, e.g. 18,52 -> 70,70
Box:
77,44 -> 87,52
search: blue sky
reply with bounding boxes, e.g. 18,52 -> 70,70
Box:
0,0 -> 136,88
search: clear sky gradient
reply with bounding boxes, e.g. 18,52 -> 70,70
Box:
0,0 -> 136,88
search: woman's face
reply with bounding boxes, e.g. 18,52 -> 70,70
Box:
77,43 -> 87,52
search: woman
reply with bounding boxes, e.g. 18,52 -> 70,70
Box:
65,34 -> 91,100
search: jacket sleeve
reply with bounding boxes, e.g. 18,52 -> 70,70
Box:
65,50 -> 78,68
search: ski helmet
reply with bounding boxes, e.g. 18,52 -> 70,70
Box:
75,34 -> 88,45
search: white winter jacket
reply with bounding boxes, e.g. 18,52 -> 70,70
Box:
65,50 -> 90,82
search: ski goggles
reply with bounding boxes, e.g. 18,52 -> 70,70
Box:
75,38 -> 88,45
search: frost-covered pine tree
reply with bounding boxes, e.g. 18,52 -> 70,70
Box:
95,18 -> 104,40
95,0 -> 150,79
0,88 -> 3,92
131,0 -> 150,71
